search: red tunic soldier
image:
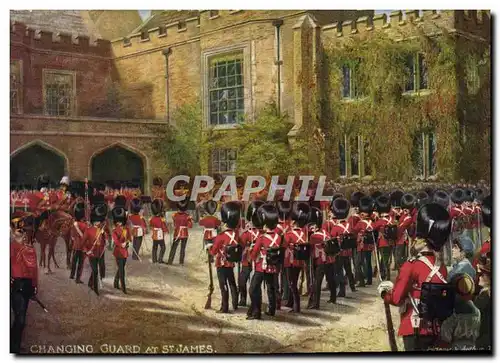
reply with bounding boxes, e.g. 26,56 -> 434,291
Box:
149,199 -> 169,264
199,200 -> 221,250
69,202 -> 87,283
128,197 -> 147,260
308,207 -> 337,309
248,204 -> 282,320
208,201 -> 241,313
82,204 -> 108,295
10,212 -> 38,353
373,195 -> 395,281
394,193 -> 417,270
168,200 -> 193,265
283,202 -> 309,312
378,203 -> 452,351
112,207 -> 131,294
450,188 -> 466,237
330,198 -> 357,297
353,196 -> 377,287
275,200 -> 292,310
238,201 -> 264,307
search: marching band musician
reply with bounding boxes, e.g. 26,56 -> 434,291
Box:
69,202 -> 87,284
10,212 -> 38,353
283,202 -> 310,313
112,206 -> 132,294
329,198 -> 357,297
308,206 -> 337,308
82,204 -> 108,295
377,203 -> 452,351
149,199 -> 169,264
208,201 -> 241,314
248,204 -> 282,320
128,197 -> 147,260
168,200 -> 193,265
238,201 -> 264,307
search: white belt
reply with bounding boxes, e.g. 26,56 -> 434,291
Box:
153,227 -> 163,240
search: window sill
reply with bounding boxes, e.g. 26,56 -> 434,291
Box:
209,15 -> 220,20
208,123 -> 240,131
340,96 -> 368,103
402,89 -> 431,97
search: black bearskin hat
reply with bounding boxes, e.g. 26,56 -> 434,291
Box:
177,199 -> 189,212
358,196 -> 375,215
91,192 -> 105,206
291,202 -> 310,228
37,174 -> 50,190
112,207 -> 127,225
309,207 -> 323,228
433,190 -> 450,208
401,193 -> 416,210
390,190 -> 404,208
474,188 -> 485,202
451,188 -> 465,205
91,204 -> 108,223
205,200 -> 218,215
247,200 -> 265,223
464,188 -> 474,203
416,203 -> 451,251
376,195 -> 391,214
350,191 -> 365,208
331,192 -> 344,204
332,198 -> 350,220
277,200 -> 291,220
73,202 -> 85,222
114,195 -> 127,208
371,190 -> 383,201
153,177 -> 163,186
151,199 -> 164,216
416,191 -> 430,208
221,201 -> 241,229
481,194 -> 491,229
424,187 -> 435,199
256,203 -> 279,230
130,197 -> 142,214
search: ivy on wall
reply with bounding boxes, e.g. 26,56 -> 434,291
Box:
320,26 -> 490,182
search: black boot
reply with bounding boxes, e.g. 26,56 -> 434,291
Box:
114,279 -> 120,289
337,286 -> 346,297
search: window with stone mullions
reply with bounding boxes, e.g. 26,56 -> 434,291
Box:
10,61 -> 21,114
45,72 -> 73,116
341,61 -> 362,99
209,55 -> 244,125
212,149 -> 237,173
405,53 -> 428,92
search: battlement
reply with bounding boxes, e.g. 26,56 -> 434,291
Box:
10,21 -> 111,56
322,10 -> 490,41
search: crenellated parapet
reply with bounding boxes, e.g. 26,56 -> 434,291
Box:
10,21 -> 111,57
322,10 -> 490,43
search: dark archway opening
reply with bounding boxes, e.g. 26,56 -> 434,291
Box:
91,146 -> 145,191
10,144 -> 66,189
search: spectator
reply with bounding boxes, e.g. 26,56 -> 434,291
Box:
440,273 -> 481,350
474,253 -> 491,351
448,233 -> 476,282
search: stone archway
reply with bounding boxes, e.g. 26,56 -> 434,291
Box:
90,144 -> 146,191
11,141 -> 68,188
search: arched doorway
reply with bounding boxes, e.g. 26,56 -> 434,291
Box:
11,143 -> 67,189
90,145 -> 145,191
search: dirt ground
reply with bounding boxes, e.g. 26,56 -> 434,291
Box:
19,226 -> 406,354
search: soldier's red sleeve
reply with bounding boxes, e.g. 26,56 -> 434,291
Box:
215,218 -> 221,228
161,218 -> 169,233
239,231 -> 248,246
112,229 -> 120,247
209,235 -> 222,256
149,218 -> 154,228
187,215 -> 193,228
398,215 -> 413,233
383,261 -> 413,306
81,229 -> 90,252
250,237 -> 263,260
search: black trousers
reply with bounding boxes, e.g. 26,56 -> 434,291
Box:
69,250 -> 84,280
335,255 -> 355,292
98,252 -> 106,280
168,238 -> 188,265
403,335 -> 437,351
152,239 -> 166,263
281,268 -> 289,301
285,266 -> 301,312
248,271 -> 277,317
378,246 -> 392,280
394,244 -> 407,270
114,258 -> 127,292
238,265 -> 252,304
132,236 -> 143,260
10,279 -> 33,354
355,250 -> 373,285
88,257 -> 100,294
311,263 -> 336,307
216,267 -> 238,312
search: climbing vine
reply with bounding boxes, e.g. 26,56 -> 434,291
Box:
321,26 -> 490,182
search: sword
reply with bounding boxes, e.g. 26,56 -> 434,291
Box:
31,295 -> 48,313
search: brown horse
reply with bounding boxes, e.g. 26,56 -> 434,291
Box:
35,210 -> 74,273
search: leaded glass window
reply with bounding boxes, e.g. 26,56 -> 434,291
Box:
44,71 -> 74,116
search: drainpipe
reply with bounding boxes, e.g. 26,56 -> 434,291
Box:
272,19 -> 283,114
162,47 -> 172,122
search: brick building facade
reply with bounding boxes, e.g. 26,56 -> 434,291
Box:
10,10 -> 491,193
